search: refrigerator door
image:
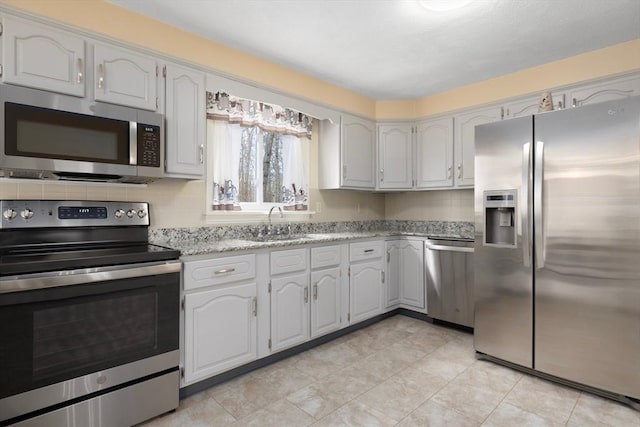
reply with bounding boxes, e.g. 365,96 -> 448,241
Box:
474,116 -> 534,368
534,96 -> 640,400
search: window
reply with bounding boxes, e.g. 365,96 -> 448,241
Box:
206,92 -> 311,215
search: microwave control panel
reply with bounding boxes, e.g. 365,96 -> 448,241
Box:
137,124 -> 161,167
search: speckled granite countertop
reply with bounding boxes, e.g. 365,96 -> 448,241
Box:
149,221 -> 473,257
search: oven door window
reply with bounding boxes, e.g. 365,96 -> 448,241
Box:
4,102 -> 131,164
0,272 -> 179,400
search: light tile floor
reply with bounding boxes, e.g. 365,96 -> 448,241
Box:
142,316 -> 640,426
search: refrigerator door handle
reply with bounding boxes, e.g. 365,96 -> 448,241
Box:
534,141 -> 545,269
522,142 -> 532,267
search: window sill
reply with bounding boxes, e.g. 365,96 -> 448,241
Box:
205,210 -> 315,224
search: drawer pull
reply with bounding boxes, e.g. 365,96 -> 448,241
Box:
364,249 -> 375,253
214,268 -> 235,275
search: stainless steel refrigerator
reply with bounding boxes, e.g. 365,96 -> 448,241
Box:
474,95 -> 640,404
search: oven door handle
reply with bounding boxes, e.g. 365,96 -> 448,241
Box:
0,261 -> 181,294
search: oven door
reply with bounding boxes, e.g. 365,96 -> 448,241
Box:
0,261 -> 180,423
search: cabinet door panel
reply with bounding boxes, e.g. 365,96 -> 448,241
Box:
2,17 -> 85,96
184,283 -> 257,383
416,117 -> 453,188
568,76 -> 640,107
378,124 -> 413,189
385,242 -> 401,307
341,114 -> 376,188
271,273 -> 309,352
400,241 -> 425,308
454,106 -> 503,187
164,63 -> 205,177
311,267 -> 341,338
94,44 -> 157,110
350,261 -> 383,324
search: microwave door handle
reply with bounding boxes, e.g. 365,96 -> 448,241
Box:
129,122 -> 137,165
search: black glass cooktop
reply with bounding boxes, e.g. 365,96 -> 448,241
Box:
0,243 -> 180,276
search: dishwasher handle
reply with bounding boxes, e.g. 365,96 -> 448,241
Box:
425,241 -> 474,253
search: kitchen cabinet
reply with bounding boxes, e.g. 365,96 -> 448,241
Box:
318,114 -> 376,189
1,16 -> 85,96
163,63 -> 206,178
377,123 -> 413,189
385,239 -> 425,309
567,74 -> 640,107
503,93 -> 566,118
182,253 -> 258,384
454,106 -> 503,188
183,282 -> 257,384
269,248 -> 309,352
93,43 -> 158,110
310,245 -> 343,338
415,117 -> 454,189
349,241 -> 384,324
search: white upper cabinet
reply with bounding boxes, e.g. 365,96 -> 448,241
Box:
504,93 -> 566,119
415,117 -> 454,189
164,63 -> 206,178
378,123 -> 413,189
454,106 -> 503,188
318,114 -> 376,189
93,44 -> 158,110
567,74 -> 640,107
1,16 -> 85,96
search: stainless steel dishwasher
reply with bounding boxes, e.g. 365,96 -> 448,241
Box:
425,238 -> 474,328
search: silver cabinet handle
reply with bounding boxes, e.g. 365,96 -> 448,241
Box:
252,297 -> 257,316
304,287 -> 309,303
343,165 -> 347,180
313,283 -> 318,300
381,270 -> 385,283
522,142 -> 532,267
386,250 -> 390,262
76,58 -> 83,84
364,249 -> 375,253
380,169 -> 384,182
199,144 -> 204,164
424,242 -> 473,253
534,141 -> 545,269
457,164 -> 462,179
447,165 -> 452,179
97,63 -> 104,89
214,268 -> 235,275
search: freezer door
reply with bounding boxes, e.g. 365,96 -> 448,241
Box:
534,96 -> 640,400
474,116 -> 534,368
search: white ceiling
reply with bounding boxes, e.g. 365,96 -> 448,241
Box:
108,0 -> 640,99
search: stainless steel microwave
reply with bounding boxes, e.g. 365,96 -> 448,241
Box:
0,84 -> 164,183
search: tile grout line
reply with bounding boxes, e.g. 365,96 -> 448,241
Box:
478,370 -> 525,425
564,392 -> 582,426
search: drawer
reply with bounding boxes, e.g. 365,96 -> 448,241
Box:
311,245 -> 342,269
349,240 -> 383,262
184,254 -> 256,290
271,248 -> 307,275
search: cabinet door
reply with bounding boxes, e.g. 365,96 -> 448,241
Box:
2,17 -> 85,96
350,260 -> 383,324
454,106 -> 503,187
399,241 -> 425,309
184,283 -> 257,383
568,75 -> 640,107
341,114 -> 376,189
415,117 -> 454,189
93,44 -> 158,110
385,241 -> 401,307
164,63 -> 206,178
271,272 -> 309,352
310,267 -> 341,338
378,124 -> 413,189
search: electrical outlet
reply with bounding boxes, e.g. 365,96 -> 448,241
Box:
316,202 -> 322,213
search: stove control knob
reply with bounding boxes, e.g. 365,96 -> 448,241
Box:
137,209 -> 147,218
126,209 -> 136,218
3,209 -> 17,220
20,209 -> 34,220
114,209 -> 125,219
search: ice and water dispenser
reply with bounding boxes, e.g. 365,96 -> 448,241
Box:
483,190 -> 517,247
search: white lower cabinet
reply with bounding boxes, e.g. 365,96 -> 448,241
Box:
385,242 -> 401,307
270,272 -> 309,352
386,239 -> 425,310
349,241 -> 384,324
183,282 -> 257,384
310,267 -> 342,338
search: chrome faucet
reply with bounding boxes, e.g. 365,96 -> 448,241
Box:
267,206 -> 283,234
